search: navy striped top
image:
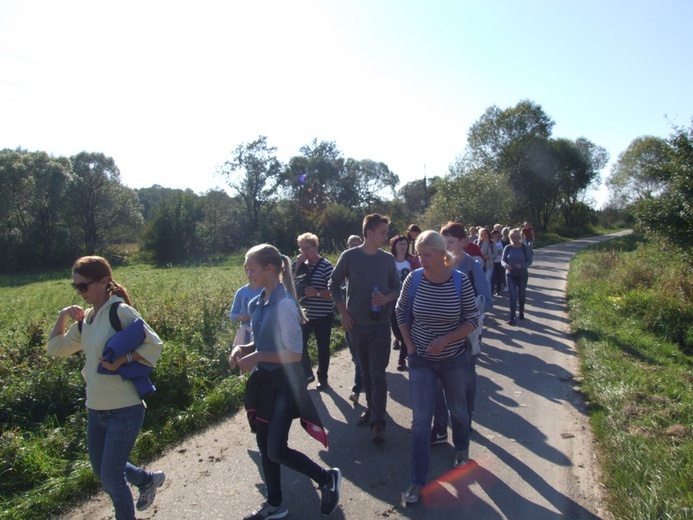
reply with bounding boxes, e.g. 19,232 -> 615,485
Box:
295,258 -> 335,319
396,272 -> 479,361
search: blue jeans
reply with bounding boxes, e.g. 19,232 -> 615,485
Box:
408,352 -> 470,488
300,313 -> 333,382
255,379 -> 327,506
433,349 -> 476,431
506,274 -> 528,319
88,404 -> 150,520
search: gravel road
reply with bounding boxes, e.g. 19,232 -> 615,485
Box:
55,232 -> 630,520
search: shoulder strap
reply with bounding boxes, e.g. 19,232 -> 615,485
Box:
406,268 -> 424,322
77,301 -> 122,333
109,302 -> 123,331
306,257 -> 325,286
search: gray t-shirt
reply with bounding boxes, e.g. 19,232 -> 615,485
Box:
329,247 -> 400,325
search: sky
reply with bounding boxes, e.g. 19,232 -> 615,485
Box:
1,1 -> 692,209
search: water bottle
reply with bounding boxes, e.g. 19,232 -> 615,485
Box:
370,286 -> 382,320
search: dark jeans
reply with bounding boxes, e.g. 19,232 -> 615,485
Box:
348,323 -> 391,427
492,262 -> 505,293
390,308 -> 406,366
88,404 -> 150,520
346,334 -> 363,394
506,274 -> 528,319
433,349 -> 477,431
255,380 -> 327,507
300,313 -> 333,382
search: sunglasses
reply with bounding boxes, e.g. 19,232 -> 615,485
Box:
71,279 -> 98,293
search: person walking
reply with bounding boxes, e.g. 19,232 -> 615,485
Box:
292,232 -> 335,390
330,214 -> 400,443
230,244 -> 341,519
230,283 -> 263,347
389,234 -> 420,371
432,222 -> 492,442
344,234 -> 363,404
396,231 -> 479,504
46,256 -> 165,520
502,228 -> 534,325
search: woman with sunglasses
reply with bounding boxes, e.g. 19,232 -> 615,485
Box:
47,256 -> 165,520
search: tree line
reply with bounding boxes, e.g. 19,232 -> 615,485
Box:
6,99 -> 684,273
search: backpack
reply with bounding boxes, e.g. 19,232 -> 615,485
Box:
78,301 -> 122,333
405,268 -> 483,355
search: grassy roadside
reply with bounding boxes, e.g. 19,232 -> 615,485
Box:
567,234 -> 693,519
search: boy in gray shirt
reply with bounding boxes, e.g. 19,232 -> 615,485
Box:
330,214 -> 400,443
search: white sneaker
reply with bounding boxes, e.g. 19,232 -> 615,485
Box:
402,484 -> 422,503
136,471 -> 165,511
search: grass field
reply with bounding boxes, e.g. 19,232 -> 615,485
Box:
567,235 -> 693,519
0,255 -> 346,520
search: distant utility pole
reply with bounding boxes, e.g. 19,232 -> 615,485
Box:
423,163 -> 428,207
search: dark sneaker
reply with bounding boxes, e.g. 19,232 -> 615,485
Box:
519,312 -> 525,320
136,471 -> 165,511
401,484 -> 423,504
319,468 -> 342,515
356,409 -> 370,426
453,449 -> 469,468
306,374 -> 316,384
242,502 -> 288,520
430,428 -> 448,445
348,392 -> 359,404
371,424 -> 385,444
316,380 -> 329,391
507,317 -> 517,325
396,360 -> 407,371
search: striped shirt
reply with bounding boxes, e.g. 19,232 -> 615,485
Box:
396,272 -> 479,361
295,258 -> 335,320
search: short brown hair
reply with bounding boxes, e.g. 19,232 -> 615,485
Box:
439,221 -> 466,240
362,213 -> 389,237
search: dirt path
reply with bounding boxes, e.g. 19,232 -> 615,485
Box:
56,232 -> 629,520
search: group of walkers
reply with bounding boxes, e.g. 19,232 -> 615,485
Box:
44,215 -> 535,520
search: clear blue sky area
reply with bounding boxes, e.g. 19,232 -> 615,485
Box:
1,0 -> 691,207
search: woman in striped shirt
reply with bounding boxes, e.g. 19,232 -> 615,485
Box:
396,231 -> 479,504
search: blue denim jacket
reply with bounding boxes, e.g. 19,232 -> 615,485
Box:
249,283 -> 301,372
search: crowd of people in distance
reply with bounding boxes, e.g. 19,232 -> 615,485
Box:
45,215 -> 536,520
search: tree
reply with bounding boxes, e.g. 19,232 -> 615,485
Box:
66,152 -> 142,254
397,177 -> 441,216
342,158 -> 399,212
466,100 -> 555,172
556,138 -> 608,227
607,136 -> 672,208
0,148 -> 71,270
285,140 -> 345,230
142,190 -> 202,264
463,100 -> 557,229
218,136 -> 284,240
633,123 -> 693,250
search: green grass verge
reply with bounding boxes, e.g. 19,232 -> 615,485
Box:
567,234 -> 693,519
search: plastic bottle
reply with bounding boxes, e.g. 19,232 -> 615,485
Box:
370,286 -> 382,320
